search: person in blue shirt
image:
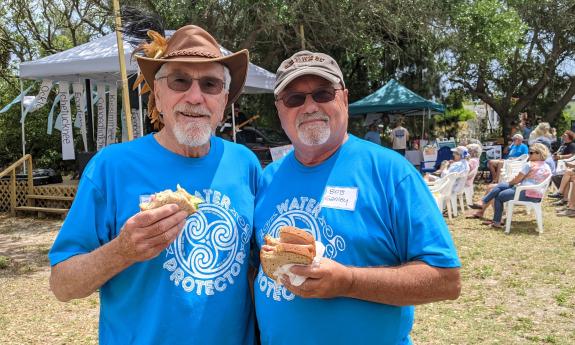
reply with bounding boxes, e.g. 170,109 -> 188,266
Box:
253,51 -> 461,345
363,122 -> 381,145
48,26 -> 260,345
488,133 -> 528,182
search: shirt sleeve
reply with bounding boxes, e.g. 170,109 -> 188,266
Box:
390,171 -> 461,268
520,162 -> 531,175
48,165 -> 114,266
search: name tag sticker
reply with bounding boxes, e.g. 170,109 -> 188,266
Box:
320,186 -> 358,211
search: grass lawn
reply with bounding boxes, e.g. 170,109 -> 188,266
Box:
0,189 -> 574,344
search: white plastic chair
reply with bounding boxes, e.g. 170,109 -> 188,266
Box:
464,164 -> 479,207
499,160 -> 525,183
450,170 -> 469,216
429,172 -> 458,220
555,155 -> 575,175
504,175 -> 552,234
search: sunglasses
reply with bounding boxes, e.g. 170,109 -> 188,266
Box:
156,73 -> 225,95
276,87 -> 341,108
528,151 -> 538,155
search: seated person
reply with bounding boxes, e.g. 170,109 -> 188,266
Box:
468,143 -> 552,227
550,130 -> 575,189
554,165 -> 575,217
425,146 -> 470,194
487,133 -> 528,182
549,162 -> 575,205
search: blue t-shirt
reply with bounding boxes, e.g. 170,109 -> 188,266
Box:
508,143 -> 528,158
253,135 -> 460,345
49,134 -> 261,345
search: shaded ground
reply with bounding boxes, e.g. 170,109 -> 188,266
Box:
0,188 -> 574,344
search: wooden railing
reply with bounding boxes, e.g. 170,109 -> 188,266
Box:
0,155 -> 33,215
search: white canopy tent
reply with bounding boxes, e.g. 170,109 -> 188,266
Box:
17,31 -> 276,158
19,31 -> 276,92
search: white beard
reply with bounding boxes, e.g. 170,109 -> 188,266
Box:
296,112 -> 330,146
172,104 -> 214,147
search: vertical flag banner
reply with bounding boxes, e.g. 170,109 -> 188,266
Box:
121,108 -> 128,143
47,94 -> 61,135
1,85 -> 33,114
72,82 -> 88,152
22,79 -> 53,122
131,108 -> 142,140
96,83 -> 107,151
106,85 -> 118,146
58,82 -> 75,160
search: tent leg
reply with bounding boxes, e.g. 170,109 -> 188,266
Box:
231,102 -> 236,143
20,79 -> 26,173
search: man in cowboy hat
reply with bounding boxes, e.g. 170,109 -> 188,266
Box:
49,25 -> 260,344
253,51 -> 460,345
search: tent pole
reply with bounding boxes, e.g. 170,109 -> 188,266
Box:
138,76 -> 143,137
231,102 -> 237,143
20,79 -> 26,173
113,0 -> 133,141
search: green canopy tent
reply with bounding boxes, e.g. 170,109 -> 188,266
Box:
349,79 -> 444,115
348,79 -> 445,141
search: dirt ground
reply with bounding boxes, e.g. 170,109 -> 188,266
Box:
0,191 -> 574,344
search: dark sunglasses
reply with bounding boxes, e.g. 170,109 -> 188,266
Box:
156,73 -> 225,95
276,87 -> 341,108
528,151 -> 538,155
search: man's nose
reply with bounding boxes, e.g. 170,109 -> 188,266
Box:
300,93 -> 319,113
181,80 -> 204,104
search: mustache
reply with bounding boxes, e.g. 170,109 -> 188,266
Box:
173,104 -> 211,117
296,112 -> 329,126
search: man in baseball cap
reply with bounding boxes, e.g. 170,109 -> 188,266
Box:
252,51 -> 461,345
49,25 -> 260,344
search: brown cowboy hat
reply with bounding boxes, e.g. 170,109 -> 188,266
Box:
135,25 -> 248,108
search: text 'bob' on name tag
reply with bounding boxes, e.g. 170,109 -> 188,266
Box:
320,186 -> 358,211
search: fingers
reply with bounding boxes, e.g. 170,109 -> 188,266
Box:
289,264 -> 323,279
139,210 -> 188,239
131,204 -> 182,228
147,218 -> 187,247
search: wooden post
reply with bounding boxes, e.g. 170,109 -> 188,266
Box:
10,169 -> 16,216
113,0 -> 134,141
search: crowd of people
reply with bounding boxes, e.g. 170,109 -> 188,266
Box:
424,126 -> 575,226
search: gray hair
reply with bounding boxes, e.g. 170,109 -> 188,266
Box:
466,143 -> 482,158
154,63 -> 231,92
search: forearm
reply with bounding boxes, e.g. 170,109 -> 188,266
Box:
345,261 -> 460,306
50,239 -> 134,302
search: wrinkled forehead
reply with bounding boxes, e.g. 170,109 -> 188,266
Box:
163,61 -> 225,76
282,75 -> 334,93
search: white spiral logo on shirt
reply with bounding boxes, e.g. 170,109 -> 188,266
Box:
174,203 -> 238,280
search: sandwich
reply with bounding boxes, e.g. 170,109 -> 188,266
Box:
139,184 -> 203,215
260,226 -> 316,282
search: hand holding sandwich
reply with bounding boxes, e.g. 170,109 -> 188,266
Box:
280,258 -> 354,299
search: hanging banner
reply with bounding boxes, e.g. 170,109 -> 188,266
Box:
58,82 -> 75,160
131,108 -> 142,140
106,85 -> 118,146
0,85 -> 33,113
96,83 -> 107,151
22,79 -> 53,122
47,94 -> 61,135
72,82 -> 88,152
121,108 -> 128,143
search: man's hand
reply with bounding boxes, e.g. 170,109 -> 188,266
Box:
116,204 -> 188,263
281,258 -> 354,299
